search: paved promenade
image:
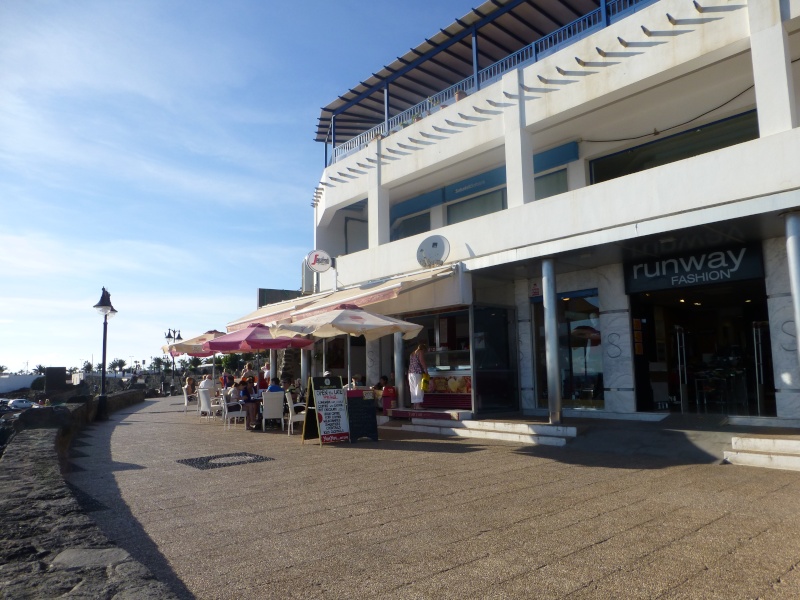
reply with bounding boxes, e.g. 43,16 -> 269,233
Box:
65,396 -> 800,599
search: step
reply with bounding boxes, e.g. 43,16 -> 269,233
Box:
396,423 -> 568,446
723,449 -> 800,472
386,408 -> 472,420
731,436 -> 800,455
409,418 -> 576,438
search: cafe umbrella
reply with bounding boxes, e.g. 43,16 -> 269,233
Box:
202,323 -> 314,384
270,304 -> 423,386
161,330 -> 226,382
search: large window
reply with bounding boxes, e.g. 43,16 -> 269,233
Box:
391,212 -> 430,242
533,289 -> 603,410
447,189 -> 506,225
534,169 -> 567,200
590,111 -> 758,184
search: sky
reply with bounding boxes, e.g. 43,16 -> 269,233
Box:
0,0 -> 474,374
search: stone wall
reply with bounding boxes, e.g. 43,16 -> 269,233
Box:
0,392 -> 179,599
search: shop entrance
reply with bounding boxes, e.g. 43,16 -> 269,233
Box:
630,280 -> 775,416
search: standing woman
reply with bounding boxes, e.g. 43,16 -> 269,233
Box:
408,341 -> 428,409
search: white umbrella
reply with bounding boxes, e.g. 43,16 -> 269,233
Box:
271,304 -> 423,385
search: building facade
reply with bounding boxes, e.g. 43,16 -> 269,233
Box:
299,0 -> 800,423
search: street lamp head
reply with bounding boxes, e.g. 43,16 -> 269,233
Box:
93,287 -> 117,319
175,330 -> 183,342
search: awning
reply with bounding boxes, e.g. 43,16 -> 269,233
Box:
226,266 -> 459,332
290,266 -> 456,320
226,294 -> 331,332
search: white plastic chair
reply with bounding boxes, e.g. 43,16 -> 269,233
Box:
182,386 -> 191,414
284,391 -> 306,435
261,391 -> 285,432
197,389 -> 214,422
221,393 -> 246,430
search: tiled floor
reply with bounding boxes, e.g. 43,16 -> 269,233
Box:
66,395 -> 800,599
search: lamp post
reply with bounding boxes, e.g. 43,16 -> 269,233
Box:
93,287 -> 117,421
164,328 -> 182,392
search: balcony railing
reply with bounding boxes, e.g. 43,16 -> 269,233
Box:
330,0 -> 657,165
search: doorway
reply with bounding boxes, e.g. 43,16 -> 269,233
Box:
630,279 -> 775,416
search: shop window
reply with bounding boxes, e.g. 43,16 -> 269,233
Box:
590,110 -> 758,184
534,169 -> 567,200
533,289 -> 603,410
447,188 -> 506,225
391,212 -> 430,242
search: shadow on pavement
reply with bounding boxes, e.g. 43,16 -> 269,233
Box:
64,400 -> 195,600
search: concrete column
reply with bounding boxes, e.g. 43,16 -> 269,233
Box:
542,258 -> 562,424
502,69 -> 536,208
786,213 -> 800,375
394,332 -> 406,407
430,204 -> 446,229
368,145 -> 390,248
366,339 -> 381,388
763,236 -> 800,417
514,278 -> 535,413
596,263 -> 636,413
749,1 -> 797,136
566,158 -> 588,191
269,350 -> 277,380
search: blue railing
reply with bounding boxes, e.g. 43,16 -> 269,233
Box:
330,0 -> 657,164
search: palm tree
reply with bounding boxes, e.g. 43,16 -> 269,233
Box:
34,365 -> 46,375
82,361 -> 93,374
0,365 -> 7,374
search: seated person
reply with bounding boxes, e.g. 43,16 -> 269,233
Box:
198,374 -> 215,390
282,378 -> 304,413
266,377 -> 283,393
184,376 -> 197,401
372,375 -> 389,391
225,382 -> 246,412
241,378 -> 259,430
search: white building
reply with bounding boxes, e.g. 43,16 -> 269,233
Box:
236,0 -> 800,424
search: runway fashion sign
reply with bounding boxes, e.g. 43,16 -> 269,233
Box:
624,243 -> 764,293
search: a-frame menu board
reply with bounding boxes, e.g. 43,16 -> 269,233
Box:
302,376 -> 350,445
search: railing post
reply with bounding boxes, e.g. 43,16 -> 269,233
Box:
472,28 -> 480,92
600,0 -> 609,27
384,83 -> 390,136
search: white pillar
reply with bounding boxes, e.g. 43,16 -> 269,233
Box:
300,348 -> 309,388
785,213 -> 800,375
542,258 -> 562,424
269,349 -> 277,380
366,339 -> 381,388
515,278 -> 535,413
502,68 -> 536,208
749,1 -> 797,136
368,141 -> 390,248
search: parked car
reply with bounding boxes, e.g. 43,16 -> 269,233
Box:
7,399 -> 34,410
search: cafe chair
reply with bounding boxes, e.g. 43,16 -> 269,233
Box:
197,389 -> 215,422
261,391 -> 285,432
182,386 -> 193,414
221,395 -> 246,430
284,391 -> 306,436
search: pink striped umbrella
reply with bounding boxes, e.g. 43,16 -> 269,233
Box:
202,323 -> 314,353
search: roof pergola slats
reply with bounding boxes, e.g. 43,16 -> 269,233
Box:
315,0 -> 602,145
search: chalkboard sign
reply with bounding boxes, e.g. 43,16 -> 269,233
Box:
302,376 -> 349,445
346,396 -> 379,443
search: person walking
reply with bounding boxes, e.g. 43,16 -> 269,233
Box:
408,341 -> 428,409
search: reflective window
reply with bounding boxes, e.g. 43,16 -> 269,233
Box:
534,169 -> 567,200
391,212 -> 430,242
447,189 -> 506,225
590,111 -> 758,184
533,290 -> 603,409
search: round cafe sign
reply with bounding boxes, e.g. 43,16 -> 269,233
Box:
305,249 -> 333,273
